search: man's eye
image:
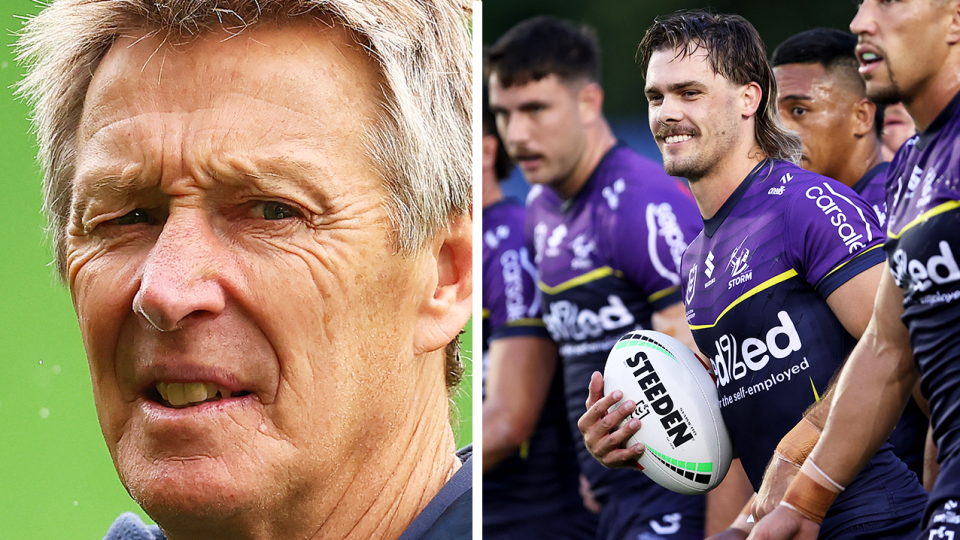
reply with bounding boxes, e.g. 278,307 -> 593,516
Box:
114,209 -> 153,226
792,107 -> 807,116
257,201 -> 301,220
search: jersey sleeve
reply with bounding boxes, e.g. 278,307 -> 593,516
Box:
784,178 -> 886,298
608,177 -> 703,312
483,212 -> 550,343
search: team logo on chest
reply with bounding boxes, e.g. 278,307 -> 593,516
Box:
686,264 -> 698,305
726,239 -> 753,290
571,234 -> 596,270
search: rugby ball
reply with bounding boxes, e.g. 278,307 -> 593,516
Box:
603,330 -> 732,495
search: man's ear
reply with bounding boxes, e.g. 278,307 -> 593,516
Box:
577,82 -> 605,125
414,214 -> 473,354
741,81 -> 763,118
946,0 -> 960,45
853,98 -> 877,138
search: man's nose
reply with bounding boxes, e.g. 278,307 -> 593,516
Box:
132,210 -> 227,332
658,96 -> 683,125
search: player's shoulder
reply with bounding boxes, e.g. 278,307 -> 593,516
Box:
482,199 -> 526,253
593,146 -> 695,211
764,161 -> 869,209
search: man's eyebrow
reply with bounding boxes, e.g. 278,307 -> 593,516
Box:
517,100 -> 548,112
779,94 -> 813,102
645,80 -> 708,95
73,153 -> 335,207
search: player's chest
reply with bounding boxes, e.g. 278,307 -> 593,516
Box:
681,213 -> 791,325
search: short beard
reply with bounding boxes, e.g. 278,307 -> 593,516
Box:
866,63 -> 904,105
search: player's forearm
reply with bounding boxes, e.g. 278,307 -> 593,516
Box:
808,330 -> 917,488
482,402 -> 537,474
706,460 -> 754,536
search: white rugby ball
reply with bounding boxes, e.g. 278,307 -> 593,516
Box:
603,330 -> 732,495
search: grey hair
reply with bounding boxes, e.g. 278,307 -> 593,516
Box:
17,0 -> 472,388
17,0 -> 472,268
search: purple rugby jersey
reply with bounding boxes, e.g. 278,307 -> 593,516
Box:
885,91 -> 960,530
481,199 -> 594,535
683,159 -> 927,537
525,142 -> 703,504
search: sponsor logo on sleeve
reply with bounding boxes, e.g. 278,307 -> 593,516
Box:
646,203 -> 688,285
500,246 -> 541,321
804,183 -> 874,253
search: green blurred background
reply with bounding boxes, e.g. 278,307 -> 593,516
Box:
0,1 -> 472,537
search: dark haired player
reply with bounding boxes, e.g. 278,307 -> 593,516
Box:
580,10 -> 928,540
751,0 -> 960,538
771,28 -> 928,482
488,15 -> 714,540
481,78 -> 598,540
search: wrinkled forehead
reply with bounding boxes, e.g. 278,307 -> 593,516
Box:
79,18 -> 383,142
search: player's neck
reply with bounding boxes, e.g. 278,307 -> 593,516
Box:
904,59 -> 960,132
834,141 -> 885,189
552,119 -> 617,200
688,141 -> 766,220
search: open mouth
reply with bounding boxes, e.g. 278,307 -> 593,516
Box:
147,382 -> 252,408
664,134 -> 693,144
858,49 -> 883,71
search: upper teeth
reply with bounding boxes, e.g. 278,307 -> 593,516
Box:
665,135 -> 692,144
156,382 -> 233,407
862,52 -> 878,61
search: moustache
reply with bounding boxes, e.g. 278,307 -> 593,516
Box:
656,125 -> 701,140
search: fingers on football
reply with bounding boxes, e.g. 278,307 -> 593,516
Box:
585,371 -> 606,409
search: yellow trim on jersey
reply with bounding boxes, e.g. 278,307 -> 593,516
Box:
689,269 -> 799,330
648,285 -> 681,304
810,377 -> 821,402
482,308 -> 490,319
505,318 -> 547,328
887,200 -> 960,239
820,244 -> 884,281
538,266 -> 622,294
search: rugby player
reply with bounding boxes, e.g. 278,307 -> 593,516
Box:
488,16 -> 713,540
579,10 -> 928,540
749,0 -> 960,537
481,77 -> 598,539
771,28 -> 928,481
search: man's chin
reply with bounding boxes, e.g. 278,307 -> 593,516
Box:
120,455 -> 263,524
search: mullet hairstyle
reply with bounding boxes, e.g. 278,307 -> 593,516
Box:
17,0 -> 471,390
637,9 -> 802,164
771,28 -> 885,137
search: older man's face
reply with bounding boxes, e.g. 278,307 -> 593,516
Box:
67,21 -> 441,525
